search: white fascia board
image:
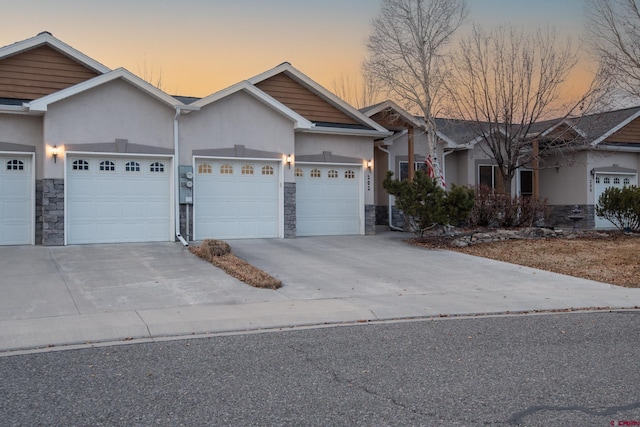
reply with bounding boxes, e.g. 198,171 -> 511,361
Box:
436,131 -> 459,148
591,109 -> 640,146
383,129 -> 408,145
539,119 -> 587,139
248,63 -> 389,133
363,100 -> 423,129
0,105 -> 32,115
193,81 -> 312,129
26,68 -> 183,112
302,126 -> 392,138
0,32 -> 110,74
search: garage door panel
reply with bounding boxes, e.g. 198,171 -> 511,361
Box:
194,159 -> 280,240
0,155 -> 33,245
67,156 -> 171,244
296,165 -> 361,236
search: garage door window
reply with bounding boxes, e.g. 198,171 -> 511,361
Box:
150,162 -> 165,173
241,165 -> 254,175
262,165 -> 274,175
125,161 -> 140,172
310,168 -> 321,178
295,168 -> 303,177
220,164 -> 233,174
198,163 -> 212,174
345,170 -> 355,179
624,178 -> 630,185
99,160 -> 115,172
72,160 -> 89,171
6,159 -> 24,171
328,169 -> 338,179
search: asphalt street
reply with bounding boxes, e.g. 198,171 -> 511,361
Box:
2,311 -> 639,426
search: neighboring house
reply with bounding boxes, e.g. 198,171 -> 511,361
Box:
364,101 -> 640,231
0,32 -> 389,246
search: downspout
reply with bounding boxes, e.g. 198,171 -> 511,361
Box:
376,144 -> 403,231
174,107 -> 188,247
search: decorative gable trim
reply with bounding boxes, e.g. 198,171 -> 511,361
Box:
249,62 -> 389,135
26,68 -> 183,111
0,31 -> 110,74
192,81 -> 312,130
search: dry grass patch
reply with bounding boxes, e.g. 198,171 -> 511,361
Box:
190,239 -> 282,290
415,232 -> 640,288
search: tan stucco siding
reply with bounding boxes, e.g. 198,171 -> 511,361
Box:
0,114 -> 43,178
539,152 -> 588,205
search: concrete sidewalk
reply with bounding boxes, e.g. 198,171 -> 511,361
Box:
1,233 -> 639,353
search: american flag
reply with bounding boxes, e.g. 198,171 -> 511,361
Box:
425,155 -> 446,188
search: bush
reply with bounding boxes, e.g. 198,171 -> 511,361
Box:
469,185 -> 552,228
383,170 -> 475,236
596,185 -> 640,232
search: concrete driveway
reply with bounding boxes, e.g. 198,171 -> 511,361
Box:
1,232 -> 639,352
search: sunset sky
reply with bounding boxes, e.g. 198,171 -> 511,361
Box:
3,0 -> 590,99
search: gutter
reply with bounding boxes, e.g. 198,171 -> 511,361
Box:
376,144 -> 403,232
173,105 -> 200,246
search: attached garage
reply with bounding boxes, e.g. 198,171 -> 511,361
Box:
594,172 -> 638,229
194,158 -> 281,239
0,154 -> 33,245
66,155 -> 172,244
296,164 -> 362,236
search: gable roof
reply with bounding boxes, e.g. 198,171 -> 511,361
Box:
26,67 -> 184,112
190,80 -> 312,130
249,63 -> 390,137
0,31 -> 110,74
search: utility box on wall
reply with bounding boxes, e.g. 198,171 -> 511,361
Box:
179,165 -> 193,204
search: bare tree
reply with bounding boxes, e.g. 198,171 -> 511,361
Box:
136,55 -> 165,91
586,0 -> 640,100
331,73 -> 380,109
446,25 -> 600,196
363,0 -> 467,186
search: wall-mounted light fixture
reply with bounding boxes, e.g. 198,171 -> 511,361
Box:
52,145 -> 59,163
367,159 -> 373,172
286,154 -> 292,169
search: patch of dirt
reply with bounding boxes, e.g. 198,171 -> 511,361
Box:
413,230 -> 640,288
190,240 -> 282,290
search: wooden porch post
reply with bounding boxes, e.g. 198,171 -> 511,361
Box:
408,126 -> 415,181
532,139 -> 539,199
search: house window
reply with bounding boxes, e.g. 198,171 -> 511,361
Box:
6,159 -> 24,171
99,160 -> 115,172
72,160 -> 89,171
519,170 -> 533,196
478,164 -> 501,191
125,161 -> 140,172
198,163 -> 212,174
399,161 -> 423,181
345,170 -> 355,179
310,168 -> 321,178
295,168 -> 303,177
328,169 -> 338,179
241,165 -> 254,175
262,165 -> 274,175
220,164 -> 233,175
150,162 -> 165,173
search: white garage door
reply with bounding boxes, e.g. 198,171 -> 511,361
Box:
194,159 -> 280,239
296,164 -> 361,236
594,173 -> 637,229
66,156 -> 172,244
0,154 -> 32,245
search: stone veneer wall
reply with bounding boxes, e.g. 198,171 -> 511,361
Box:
179,204 -> 194,241
35,180 -> 43,244
365,204 -> 376,235
375,205 -> 389,225
40,178 -> 64,246
284,182 -> 296,238
550,204 -> 595,230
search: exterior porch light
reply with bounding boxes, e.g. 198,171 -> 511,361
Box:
52,145 -> 59,163
367,159 -> 373,171
286,154 -> 292,169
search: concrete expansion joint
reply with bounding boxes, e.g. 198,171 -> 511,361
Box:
135,311 -> 153,339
